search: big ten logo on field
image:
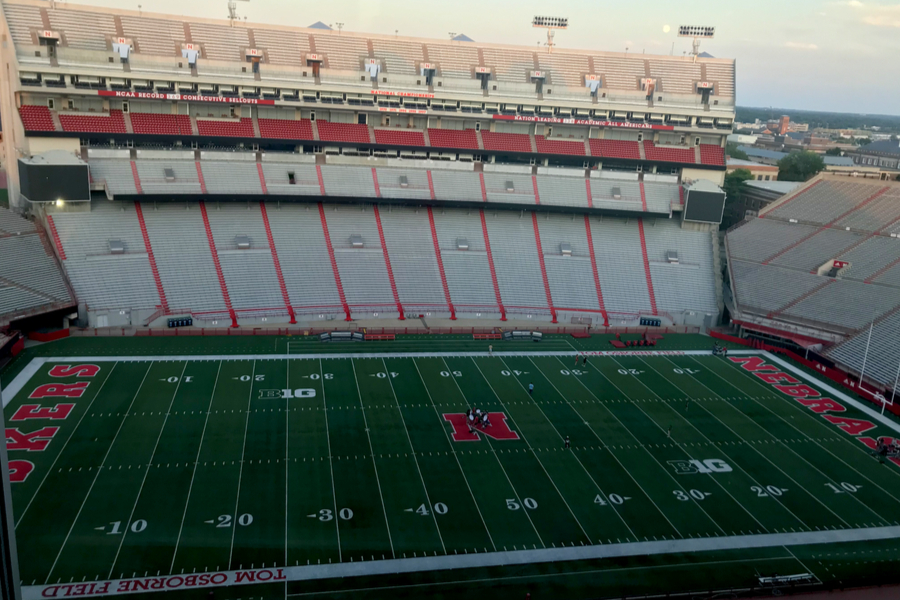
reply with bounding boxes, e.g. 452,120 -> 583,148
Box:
442,413 -> 520,442
667,458 -> 732,475
6,364 -> 98,483
258,389 -> 316,400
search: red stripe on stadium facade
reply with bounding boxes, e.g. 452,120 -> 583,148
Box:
491,114 -> 675,130
97,91 -> 275,105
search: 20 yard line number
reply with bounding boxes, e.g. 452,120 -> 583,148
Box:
208,514 -> 254,528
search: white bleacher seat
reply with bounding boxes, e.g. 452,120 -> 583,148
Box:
205,203 -> 283,311
265,203 -> 343,313
322,205 -> 395,308
48,7 -> 115,51
590,180 -> 643,212
89,160 -> 138,196
590,55 -> 645,91
378,207 -> 447,310
0,234 -> 71,302
141,203 -> 227,313
828,310 -> 900,395
431,170 -> 483,203
765,181 -> 880,226
729,260 -> 828,315
431,209 -> 498,313
642,182 -> 681,213
483,211 -> 548,311
648,59 -> 702,95
483,173 -> 535,205
835,188 -> 900,232
0,207 -> 36,235
135,160 -> 203,194
768,229 -> 863,272
482,47 -> 534,83
3,4 -> 43,48
375,168 -> 431,201
588,217 -> 652,314
784,279 -> 900,330
261,163 -> 321,196
838,236 -> 900,282
189,22 -> 248,62
252,28 -> 310,67
372,39 -> 423,76
51,201 -> 157,311
536,213 -> 598,311
201,162 -> 265,195
643,219 -> 718,314
319,165 -> 378,198
536,176 -> 589,209
121,15 -> 185,57
425,44 -> 479,79
727,218 -> 818,263
313,33 -> 369,71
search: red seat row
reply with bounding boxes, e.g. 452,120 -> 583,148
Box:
59,109 -> 127,134
481,131 -> 531,153
589,139 -> 641,160
258,118 -> 314,140
699,144 -> 725,166
316,121 -> 371,144
196,118 -> 255,137
535,135 -> 585,156
643,141 -> 695,164
374,128 -> 426,147
18,105 -> 55,131
427,128 -> 479,150
131,113 -> 188,135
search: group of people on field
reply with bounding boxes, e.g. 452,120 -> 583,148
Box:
466,407 -> 492,430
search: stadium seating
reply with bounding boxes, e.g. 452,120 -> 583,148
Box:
699,144 -> 726,166
644,220 -> 718,315
130,113 -> 185,136
378,206 -> 448,311
481,131 -> 532,153
643,141 -> 695,164
258,118 -> 314,140
535,135 -> 586,156
196,118 -> 255,138
483,211 -> 550,313
18,105 -> 56,131
431,209 -> 499,315
643,183 -> 682,213
373,128 -> 426,147
200,161 -> 265,195
589,217 -> 653,314
59,110 -> 127,134
482,173 -> 536,205
0,206 -> 36,236
763,180 -> 881,226
430,170 -> 484,203
535,213 -> 598,311
828,308 -> 900,394
316,121 -> 372,144
536,176 -> 590,209
135,160 -> 203,195
589,139 -> 641,160
427,128 -> 479,150
88,159 -> 139,195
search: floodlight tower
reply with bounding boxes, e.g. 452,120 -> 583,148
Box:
533,16 -> 568,54
227,0 -> 250,27
678,25 -> 715,62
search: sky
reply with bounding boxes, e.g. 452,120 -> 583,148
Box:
55,0 -> 900,115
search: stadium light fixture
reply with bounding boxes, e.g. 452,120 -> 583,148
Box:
678,25 -> 715,61
227,0 -> 250,27
533,16 -> 568,54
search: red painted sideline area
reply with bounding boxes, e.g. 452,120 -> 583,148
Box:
28,329 -> 69,342
709,330 -> 900,417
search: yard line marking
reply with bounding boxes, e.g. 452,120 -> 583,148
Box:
410,358 -> 496,551
608,355 -> 775,534
25,525 -> 900,599
349,358 -> 395,559
318,359 -> 342,562
108,362 -> 189,578
643,357 -> 825,530
439,357 -> 545,548
524,357 -> 638,540
169,361 -> 223,574
228,360 -> 257,569
546,355 -> 685,538
472,357 -> 593,545
44,361 -> 155,585
14,362 -> 119,528
285,358 -> 290,570
380,359 -> 446,555
688,355 -> 900,521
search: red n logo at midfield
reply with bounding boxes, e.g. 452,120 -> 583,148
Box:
443,412 -> 520,442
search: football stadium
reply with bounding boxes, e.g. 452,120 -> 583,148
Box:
1,1 -> 900,599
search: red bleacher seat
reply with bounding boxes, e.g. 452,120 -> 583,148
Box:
643,141 -> 695,164
58,109 -> 127,134
426,128 -> 479,150
130,113 -> 181,135
535,135 -> 585,156
316,121 -> 371,144
175,115 -> 193,135
196,117 -> 255,137
258,118 -> 314,140
700,144 -> 725,166
481,131 -> 532,153
18,105 -> 55,131
589,139 -> 640,160
374,128 -> 426,146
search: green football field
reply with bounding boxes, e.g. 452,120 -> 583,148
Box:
5,335 -> 900,600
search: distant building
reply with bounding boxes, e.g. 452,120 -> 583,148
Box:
726,158 -> 778,182
727,180 -> 801,223
848,139 -> 900,172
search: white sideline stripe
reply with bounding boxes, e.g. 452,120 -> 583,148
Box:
764,352 -> 900,436
20,525 -> 900,600
3,350 -> 760,407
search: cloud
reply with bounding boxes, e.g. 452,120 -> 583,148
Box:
784,41 -> 819,50
847,0 -> 864,7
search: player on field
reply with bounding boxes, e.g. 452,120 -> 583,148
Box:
528,382 -> 534,396
489,344 -> 493,356
564,436 -> 570,449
